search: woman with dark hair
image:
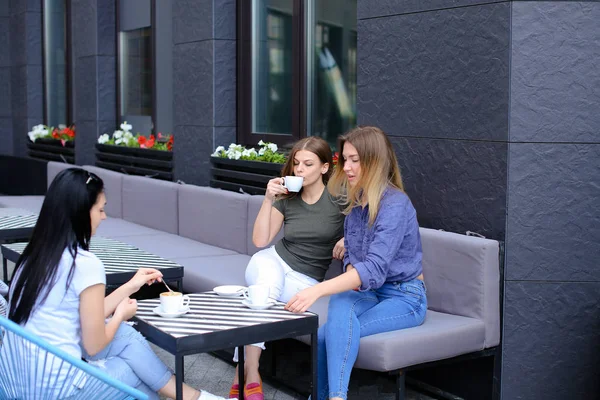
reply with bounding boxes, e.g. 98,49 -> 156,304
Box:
6,168 -> 229,400
285,126 -> 427,400
229,137 -> 345,400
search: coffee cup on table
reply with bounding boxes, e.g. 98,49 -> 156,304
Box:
160,291 -> 190,313
244,285 -> 270,305
282,176 -> 304,192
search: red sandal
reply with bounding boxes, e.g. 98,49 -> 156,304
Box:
244,380 -> 264,400
228,383 -> 239,399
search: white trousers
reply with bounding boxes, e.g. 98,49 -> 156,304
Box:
233,246 -> 319,362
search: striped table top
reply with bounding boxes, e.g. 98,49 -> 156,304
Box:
2,236 -> 183,284
135,292 -> 314,338
0,208 -> 38,231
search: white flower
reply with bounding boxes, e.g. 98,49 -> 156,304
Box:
97,134 -> 110,144
115,138 -> 123,145
258,140 -> 265,146
58,124 -> 66,130
212,146 -> 225,156
258,148 -> 265,156
248,148 -> 257,156
267,143 -> 278,152
28,131 -> 38,142
113,130 -> 123,139
234,150 -> 242,160
120,121 -> 132,132
32,124 -> 46,133
229,143 -> 237,149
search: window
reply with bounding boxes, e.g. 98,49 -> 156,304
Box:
43,0 -> 71,127
238,0 -> 357,147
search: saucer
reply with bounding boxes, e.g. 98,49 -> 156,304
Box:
213,285 -> 246,297
152,305 -> 190,318
241,299 -> 276,310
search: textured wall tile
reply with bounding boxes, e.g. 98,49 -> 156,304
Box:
71,0 -> 97,58
506,143 -> 600,281
214,126 -> 236,149
97,56 -> 116,122
11,117 -> 28,156
0,67 -> 11,117
389,136 -> 507,240
214,40 -> 236,127
74,56 -> 97,122
214,0 -> 236,40
74,120 -> 97,166
25,64 -> 42,119
97,0 -> 115,56
357,0 -> 507,19
357,3 -> 510,141
9,12 -> 25,66
511,2 -> 600,143
10,65 -> 26,117
9,0 -> 24,15
10,11 -> 43,66
173,41 -> 213,127
173,125 -> 213,186
0,117 -> 13,154
502,281 -> 600,399
173,0 -> 212,44
0,17 -> 9,66
0,1 -> 8,17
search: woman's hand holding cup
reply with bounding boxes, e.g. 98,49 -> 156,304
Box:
265,177 -> 289,201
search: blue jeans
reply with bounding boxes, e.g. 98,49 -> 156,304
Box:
316,279 -> 427,400
83,322 -> 172,400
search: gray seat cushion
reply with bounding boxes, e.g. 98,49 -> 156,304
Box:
0,196 -> 44,213
117,233 -> 238,260
174,254 -> 251,294
47,161 -> 72,187
96,217 -> 164,238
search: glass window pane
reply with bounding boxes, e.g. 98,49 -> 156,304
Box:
43,0 -> 68,127
251,0 -> 293,135
119,28 -> 153,119
306,0 -> 357,146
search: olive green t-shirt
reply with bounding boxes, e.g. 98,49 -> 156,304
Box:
273,189 -> 345,281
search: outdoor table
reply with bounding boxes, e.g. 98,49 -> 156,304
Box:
133,292 -> 319,400
1,236 -> 184,288
0,208 -> 37,242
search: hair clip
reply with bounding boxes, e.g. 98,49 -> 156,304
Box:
85,176 -> 93,185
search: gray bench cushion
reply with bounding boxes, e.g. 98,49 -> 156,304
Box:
96,217 -> 164,238
420,228 -> 500,348
247,195 -> 284,256
82,165 -> 124,218
178,186 -> 249,254
117,233 -> 237,260
175,254 -> 251,294
122,175 -> 179,234
0,196 -> 44,213
47,161 -> 72,188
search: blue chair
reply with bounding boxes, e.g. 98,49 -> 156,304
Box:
0,316 -> 148,399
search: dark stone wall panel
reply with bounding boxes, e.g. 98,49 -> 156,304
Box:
74,120 -> 97,166
97,56 -> 116,122
0,1 -> 8,17
173,41 -> 213,127
172,0 -> 211,44
25,65 -> 42,119
0,67 -> 11,117
72,0 -> 97,58
511,2 -> 600,143
74,56 -> 97,122
357,0 -> 507,19
357,3 -> 509,141
10,65 -> 26,118
173,125 -> 213,186
97,0 -> 115,56
10,11 -> 41,67
214,126 -> 236,149
9,12 -> 25,66
11,117 -> 34,156
9,0 -> 40,15
214,40 -> 236,127
214,0 -> 236,40
0,17 -> 9,66
0,117 -> 13,154
502,281 -> 600,399
389,136 -> 507,240
506,143 -> 600,281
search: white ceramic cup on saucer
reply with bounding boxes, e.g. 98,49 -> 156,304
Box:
160,291 -> 190,313
282,176 -> 304,192
244,285 -> 270,305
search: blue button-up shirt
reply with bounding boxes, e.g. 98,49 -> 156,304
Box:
343,187 -> 422,291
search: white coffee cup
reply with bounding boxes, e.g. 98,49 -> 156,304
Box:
160,291 -> 190,313
244,285 -> 270,305
282,176 -> 304,192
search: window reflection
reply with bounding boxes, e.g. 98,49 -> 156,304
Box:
119,28 -> 153,118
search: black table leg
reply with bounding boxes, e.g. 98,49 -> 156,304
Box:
2,257 -> 8,282
311,331 -> 318,400
238,346 -> 245,400
176,353 -> 184,400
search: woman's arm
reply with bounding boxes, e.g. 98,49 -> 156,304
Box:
104,268 -> 163,318
253,177 -> 287,247
80,284 -> 137,356
285,265 -> 361,313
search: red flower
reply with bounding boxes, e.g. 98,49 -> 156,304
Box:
51,128 -> 60,139
63,127 -> 75,138
137,136 -> 147,148
332,152 -> 339,166
157,132 -> 163,139
167,135 -> 173,151
146,135 -> 155,149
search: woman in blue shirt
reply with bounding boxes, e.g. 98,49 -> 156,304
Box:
285,126 -> 427,400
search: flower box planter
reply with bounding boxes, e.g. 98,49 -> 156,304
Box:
27,138 -> 75,164
95,144 -> 174,181
210,157 -> 283,195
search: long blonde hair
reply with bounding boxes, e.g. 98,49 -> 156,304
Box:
328,126 -> 404,225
